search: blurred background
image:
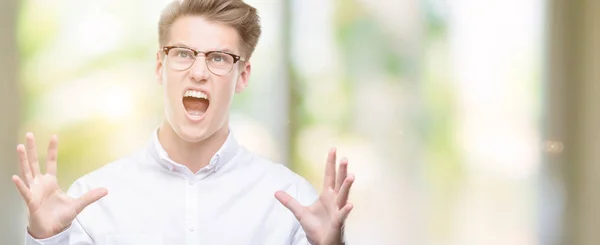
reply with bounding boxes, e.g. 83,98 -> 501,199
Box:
1,0 -> 599,244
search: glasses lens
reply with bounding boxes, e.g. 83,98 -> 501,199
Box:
167,48 -> 195,70
206,52 -> 235,75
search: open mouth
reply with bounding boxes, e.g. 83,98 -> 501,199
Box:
182,90 -> 209,118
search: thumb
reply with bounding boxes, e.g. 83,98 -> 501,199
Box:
74,188 -> 108,213
274,190 -> 305,220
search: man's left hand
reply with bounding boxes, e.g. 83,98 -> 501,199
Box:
275,147 -> 354,245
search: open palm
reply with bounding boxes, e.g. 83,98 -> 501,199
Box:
275,148 -> 354,245
12,133 -> 107,239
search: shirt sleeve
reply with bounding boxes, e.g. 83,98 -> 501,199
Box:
25,218 -> 93,245
290,176 -> 318,245
24,180 -> 95,245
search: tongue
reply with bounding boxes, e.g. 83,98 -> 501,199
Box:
183,97 -> 209,116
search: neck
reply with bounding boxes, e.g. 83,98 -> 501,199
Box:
157,122 -> 229,173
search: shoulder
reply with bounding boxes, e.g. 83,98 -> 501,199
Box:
241,151 -> 304,182
242,151 -> 318,206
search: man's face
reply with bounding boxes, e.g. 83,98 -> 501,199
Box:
156,16 -> 251,142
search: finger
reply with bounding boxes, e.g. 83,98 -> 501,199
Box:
74,188 -> 108,213
336,174 -> 355,209
25,133 -> 41,177
46,135 -> 58,176
335,158 -> 348,192
274,191 -> 306,220
323,147 -> 337,191
17,144 -> 33,187
12,175 -> 33,203
338,203 -> 354,223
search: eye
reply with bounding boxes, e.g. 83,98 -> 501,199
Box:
170,48 -> 194,59
177,50 -> 191,58
210,54 -> 226,63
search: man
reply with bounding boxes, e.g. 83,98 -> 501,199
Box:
12,0 -> 355,244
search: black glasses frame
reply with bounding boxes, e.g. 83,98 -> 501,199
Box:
161,46 -> 246,74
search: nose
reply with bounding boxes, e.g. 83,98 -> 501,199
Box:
189,56 -> 210,82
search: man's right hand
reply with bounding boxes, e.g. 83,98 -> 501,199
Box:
12,133 -> 108,239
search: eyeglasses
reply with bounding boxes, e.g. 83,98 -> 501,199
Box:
162,46 -> 245,75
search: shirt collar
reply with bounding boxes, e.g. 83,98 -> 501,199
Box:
148,127 -> 240,176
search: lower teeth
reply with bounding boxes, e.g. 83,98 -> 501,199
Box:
188,110 -> 202,116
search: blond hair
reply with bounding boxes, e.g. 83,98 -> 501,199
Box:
158,0 -> 261,59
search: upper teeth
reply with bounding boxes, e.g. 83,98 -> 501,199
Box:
184,90 -> 208,100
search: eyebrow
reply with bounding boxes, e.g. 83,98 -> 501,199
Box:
170,43 -> 235,53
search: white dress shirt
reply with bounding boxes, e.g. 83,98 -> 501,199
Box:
25,130 -> 318,245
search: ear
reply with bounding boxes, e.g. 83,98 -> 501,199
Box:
235,61 -> 251,93
156,51 -> 164,85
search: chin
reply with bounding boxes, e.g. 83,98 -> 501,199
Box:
175,122 -> 215,143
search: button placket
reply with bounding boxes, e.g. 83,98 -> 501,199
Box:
184,179 -> 199,244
